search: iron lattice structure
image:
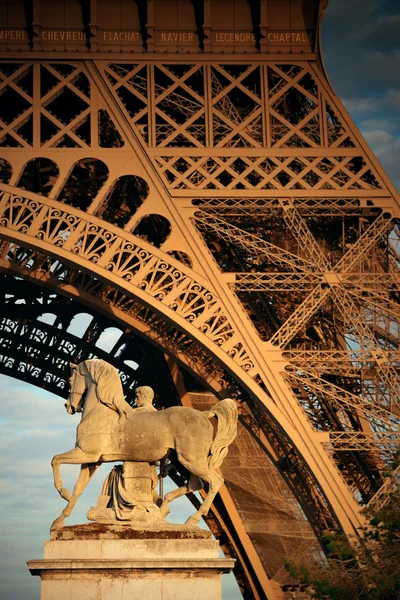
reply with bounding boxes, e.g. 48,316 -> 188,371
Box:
0,1 -> 399,598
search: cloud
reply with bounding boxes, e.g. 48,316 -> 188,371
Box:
341,96 -> 380,114
1,458 -> 51,478
0,376 -> 103,600
362,50 -> 400,88
322,0 -> 378,24
386,88 -> 400,107
95,327 -> 124,352
352,14 -> 400,51
1,383 -> 64,422
321,2 -> 400,97
362,129 -> 393,149
360,119 -> 397,133
360,129 -> 400,190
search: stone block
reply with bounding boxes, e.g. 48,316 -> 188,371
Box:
28,524 -> 234,600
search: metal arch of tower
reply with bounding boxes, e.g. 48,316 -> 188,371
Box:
0,273 -> 178,402
1,267 -> 313,600
0,183 -> 370,532
0,272 -> 267,598
0,268 -> 317,600
1,1 -> 400,598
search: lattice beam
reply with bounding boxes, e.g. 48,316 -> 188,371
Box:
269,284 -> 330,347
194,212 -> 317,273
233,272 -> 314,292
367,464 -> 400,511
330,287 -> 400,407
279,200 -> 329,271
334,213 -> 394,273
285,369 -> 400,434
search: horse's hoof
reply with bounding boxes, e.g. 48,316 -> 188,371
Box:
185,515 -> 200,528
50,517 -> 64,530
60,488 -> 71,501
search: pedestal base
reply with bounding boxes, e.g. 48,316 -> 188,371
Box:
28,524 -> 235,600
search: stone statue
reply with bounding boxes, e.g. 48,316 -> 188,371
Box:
86,461 -> 162,524
132,385 -> 157,413
86,386 -> 163,524
51,359 -> 237,529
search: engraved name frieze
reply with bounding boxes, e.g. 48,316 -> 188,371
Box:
213,31 -> 308,43
0,29 -> 28,40
267,32 -> 308,43
214,32 -> 256,42
159,32 -> 195,42
102,31 -> 141,42
41,30 -> 85,41
0,29 -> 309,47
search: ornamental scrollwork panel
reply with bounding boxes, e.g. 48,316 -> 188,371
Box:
0,188 -> 257,375
36,207 -> 82,246
138,262 -> 188,301
105,242 -> 155,281
173,283 -> 220,324
0,194 -> 41,234
70,226 -> 120,263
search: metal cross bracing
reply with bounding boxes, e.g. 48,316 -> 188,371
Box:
0,20 -> 400,600
366,463 -> 400,512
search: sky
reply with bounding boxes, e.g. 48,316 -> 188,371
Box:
321,0 -> 400,192
1,1 -> 399,599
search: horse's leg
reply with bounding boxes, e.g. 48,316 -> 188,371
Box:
159,473 -> 203,518
159,456 -> 218,527
177,458 -> 223,527
51,447 -> 100,500
160,437 -> 219,524
185,469 -> 224,527
159,484 -> 190,518
51,462 -> 100,529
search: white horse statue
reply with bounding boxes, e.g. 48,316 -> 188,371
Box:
51,359 -> 237,529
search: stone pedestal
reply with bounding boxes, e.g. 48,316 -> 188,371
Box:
27,524 -> 235,600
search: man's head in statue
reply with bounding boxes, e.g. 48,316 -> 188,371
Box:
135,386 -> 155,407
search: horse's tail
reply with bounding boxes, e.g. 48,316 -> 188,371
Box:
208,399 -> 238,471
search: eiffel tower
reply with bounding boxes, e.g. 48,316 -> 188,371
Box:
1,1 -> 399,598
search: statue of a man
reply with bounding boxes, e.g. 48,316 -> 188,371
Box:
134,386 -> 157,412
87,384 -> 162,524
132,386 -> 168,505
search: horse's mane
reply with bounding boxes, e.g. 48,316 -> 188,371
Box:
80,359 -> 129,418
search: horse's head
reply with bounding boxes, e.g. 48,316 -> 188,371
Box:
65,363 -> 86,415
